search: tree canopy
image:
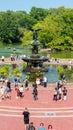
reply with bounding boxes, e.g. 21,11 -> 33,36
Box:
0,6 -> 73,50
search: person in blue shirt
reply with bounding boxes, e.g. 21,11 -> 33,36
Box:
38,123 -> 46,130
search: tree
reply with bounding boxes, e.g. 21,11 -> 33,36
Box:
30,6 -> 49,21
0,11 -> 23,43
15,11 -> 36,29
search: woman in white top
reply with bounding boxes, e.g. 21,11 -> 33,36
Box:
0,84 -> 5,100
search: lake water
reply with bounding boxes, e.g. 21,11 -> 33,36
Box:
0,45 -> 31,58
44,66 -> 59,82
0,45 -> 73,58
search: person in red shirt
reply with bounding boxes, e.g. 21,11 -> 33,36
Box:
15,84 -> 20,98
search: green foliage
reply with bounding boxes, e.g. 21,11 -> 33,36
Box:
0,11 -> 23,43
57,66 -> 65,74
64,66 -> 73,80
21,29 -> 32,46
30,6 -> 49,21
15,11 -> 36,29
31,6 -> 73,50
28,72 -> 41,82
0,7 -> 73,51
22,62 -> 27,67
0,41 -> 4,47
0,65 -> 10,77
11,67 -> 22,77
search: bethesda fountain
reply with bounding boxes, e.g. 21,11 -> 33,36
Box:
22,29 -> 48,73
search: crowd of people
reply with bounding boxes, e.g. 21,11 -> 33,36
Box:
0,74 -> 68,102
53,79 -> 67,101
0,75 -> 47,100
0,77 -> 11,100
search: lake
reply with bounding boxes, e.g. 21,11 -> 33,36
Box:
0,45 -> 31,58
0,45 -> 73,58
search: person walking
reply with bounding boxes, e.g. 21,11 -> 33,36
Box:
33,85 -> 38,100
19,84 -> 24,98
15,84 -> 20,98
23,107 -> 30,130
6,79 -> 11,92
53,87 -> 58,101
43,76 -> 47,87
24,78 -> 29,90
62,87 -> 67,101
0,84 -> 5,100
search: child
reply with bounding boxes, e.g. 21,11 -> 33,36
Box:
48,125 -> 53,129
15,84 -> 20,98
19,85 -> 24,98
62,87 -> 67,101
